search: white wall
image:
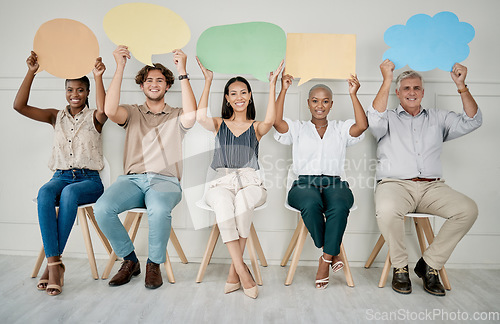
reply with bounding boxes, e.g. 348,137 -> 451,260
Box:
1,0 -> 499,268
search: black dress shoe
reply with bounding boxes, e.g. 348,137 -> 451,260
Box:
414,257 -> 445,296
392,265 -> 412,294
109,260 -> 141,286
145,263 -> 163,289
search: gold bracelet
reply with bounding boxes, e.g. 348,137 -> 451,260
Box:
457,85 -> 469,93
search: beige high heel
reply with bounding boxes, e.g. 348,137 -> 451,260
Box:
224,281 -> 241,294
315,256 -> 332,289
46,261 -> 65,296
242,264 -> 258,299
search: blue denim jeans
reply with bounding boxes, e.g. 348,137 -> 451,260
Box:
94,174 -> 182,264
37,169 -> 104,258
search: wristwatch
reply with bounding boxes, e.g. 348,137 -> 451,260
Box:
178,74 -> 189,80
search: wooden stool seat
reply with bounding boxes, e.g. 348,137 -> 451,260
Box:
364,213 -> 451,290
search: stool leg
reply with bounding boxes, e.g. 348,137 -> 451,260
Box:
163,250 -> 175,283
250,224 -> 267,267
196,225 -> 220,283
169,228 -> 188,264
339,243 -> 354,287
31,246 -> 45,278
419,218 -> 452,290
281,218 -> 301,267
86,206 -> 112,255
78,208 -> 99,280
379,252 -> 392,288
365,235 -> 385,268
285,219 -> 308,286
413,218 -> 427,253
246,232 -> 263,286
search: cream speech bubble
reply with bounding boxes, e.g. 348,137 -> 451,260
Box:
33,19 -> 99,79
286,33 -> 356,86
103,3 -> 191,66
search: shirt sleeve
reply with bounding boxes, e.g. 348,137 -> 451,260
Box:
274,118 -> 295,145
119,104 -> 133,128
442,108 -> 482,142
367,105 -> 389,141
176,107 -> 192,134
341,119 -> 365,147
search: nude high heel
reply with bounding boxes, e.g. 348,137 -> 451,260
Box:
242,264 -> 258,299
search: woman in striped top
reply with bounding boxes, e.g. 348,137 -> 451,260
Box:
196,57 -> 283,299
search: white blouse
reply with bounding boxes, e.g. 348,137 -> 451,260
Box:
274,118 -> 364,176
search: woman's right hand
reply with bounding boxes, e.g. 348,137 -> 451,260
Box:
196,56 -> 213,82
26,51 -> 39,73
113,45 -> 131,68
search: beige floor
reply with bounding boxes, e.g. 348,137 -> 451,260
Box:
1,255 -> 499,324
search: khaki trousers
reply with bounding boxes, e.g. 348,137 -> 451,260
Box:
375,179 -> 478,270
205,168 -> 266,243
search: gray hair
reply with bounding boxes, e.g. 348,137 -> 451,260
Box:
396,70 -> 424,90
308,84 -> 333,98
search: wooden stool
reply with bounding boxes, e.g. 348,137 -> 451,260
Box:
281,217 -> 354,287
364,213 -> 451,290
195,223 -> 267,285
31,204 -> 112,279
101,208 -> 188,283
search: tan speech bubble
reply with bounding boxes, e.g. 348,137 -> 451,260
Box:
103,3 -> 191,66
33,19 -> 99,79
286,33 -> 356,86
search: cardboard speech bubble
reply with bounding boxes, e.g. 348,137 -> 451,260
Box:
33,19 -> 99,79
383,11 -> 475,71
285,33 -> 356,86
197,22 -> 286,82
103,3 -> 191,66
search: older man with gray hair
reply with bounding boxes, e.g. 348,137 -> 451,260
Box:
367,59 -> 482,296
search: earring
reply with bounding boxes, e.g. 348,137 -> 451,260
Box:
249,99 -> 252,104
226,102 -> 230,107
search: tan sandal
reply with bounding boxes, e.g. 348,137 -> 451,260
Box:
315,256 -> 332,289
46,261 -> 65,296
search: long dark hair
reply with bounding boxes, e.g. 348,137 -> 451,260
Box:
221,76 -> 256,120
65,76 -> 90,108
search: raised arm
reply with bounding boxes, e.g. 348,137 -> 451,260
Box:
174,49 -> 197,129
195,57 -> 220,132
273,72 -> 293,134
347,74 -> 368,137
372,59 -> 395,113
255,60 -> 284,139
451,63 -> 478,118
92,57 -> 107,131
104,45 -> 130,125
13,51 -> 58,126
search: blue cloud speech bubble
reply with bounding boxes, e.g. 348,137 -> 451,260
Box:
383,11 -> 475,71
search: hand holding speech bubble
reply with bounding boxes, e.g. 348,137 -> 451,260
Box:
196,22 -> 286,82
383,11 -> 475,71
285,33 -> 356,86
103,3 -> 190,66
33,19 -> 99,79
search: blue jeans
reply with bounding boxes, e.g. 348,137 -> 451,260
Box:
94,174 -> 182,264
37,169 -> 104,258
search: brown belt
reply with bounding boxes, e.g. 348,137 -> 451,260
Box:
406,177 -> 440,182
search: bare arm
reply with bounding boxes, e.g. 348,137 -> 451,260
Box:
451,63 -> 478,118
255,60 -> 284,139
195,57 -> 221,132
13,51 -> 58,125
273,72 -> 293,134
347,74 -> 368,137
174,49 -> 197,129
104,46 -> 130,125
372,59 -> 395,113
92,57 -> 107,131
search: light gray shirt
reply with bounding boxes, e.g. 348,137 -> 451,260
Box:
367,104 -> 482,180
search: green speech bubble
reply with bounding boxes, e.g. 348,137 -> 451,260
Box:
197,22 -> 286,82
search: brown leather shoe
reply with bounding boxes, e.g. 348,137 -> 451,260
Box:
145,263 -> 163,289
109,260 -> 140,286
